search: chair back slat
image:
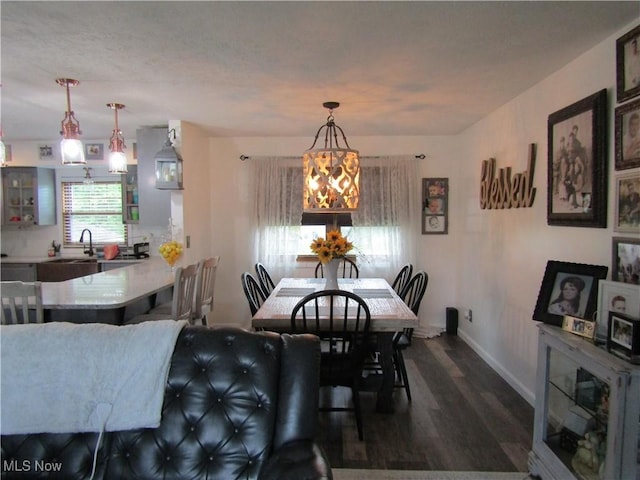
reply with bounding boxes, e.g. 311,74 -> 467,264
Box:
241,272 -> 267,316
1,281 -> 44,325
171,264 -> 199,321
193,256 -> 220,325
314,258 -> 359,279
254,262 -> 276,297
391,263 -> 413,295
397,271 -> 429,344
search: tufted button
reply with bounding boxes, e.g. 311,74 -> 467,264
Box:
190,425 -> 195,432
201,367 -> 206,372
257,402 -> 262,408
248,459 -> 253,465
243,368 -> 248,374
234,428 -> 239,434
125,452 -> 130,458
217,397 -> 222,403
166,455 -> 171,461
176,392 -> 180,398
209,455 -> 214,461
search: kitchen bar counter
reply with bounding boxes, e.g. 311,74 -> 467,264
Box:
0,255 -> 145,265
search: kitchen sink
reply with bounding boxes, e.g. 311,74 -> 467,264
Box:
37,258 -> 100,282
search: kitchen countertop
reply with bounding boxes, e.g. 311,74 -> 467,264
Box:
0,256 -> 148,264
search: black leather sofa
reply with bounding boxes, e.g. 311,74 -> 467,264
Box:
1,326 -> 332,480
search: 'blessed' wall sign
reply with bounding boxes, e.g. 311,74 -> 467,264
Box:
480,143 -> 537,209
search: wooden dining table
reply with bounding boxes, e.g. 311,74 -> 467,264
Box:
251,277 -> 418,413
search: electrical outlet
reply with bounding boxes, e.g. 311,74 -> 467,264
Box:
464,309 -> 473,322
468,309 -> 472,322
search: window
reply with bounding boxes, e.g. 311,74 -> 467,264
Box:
62,181 -> 128,246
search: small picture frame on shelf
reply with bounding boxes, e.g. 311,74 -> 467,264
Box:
85,143 -> 104,161
422,177 -> 448,234
616,23 -> 640,103
562,315 -> 596,340
595,280 -> 640,343
607,311 -> 640,363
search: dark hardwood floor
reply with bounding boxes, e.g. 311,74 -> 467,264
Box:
317,333 -> 534,472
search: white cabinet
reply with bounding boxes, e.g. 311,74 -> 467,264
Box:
2,167 -> 56,226
529,324 -> 640,480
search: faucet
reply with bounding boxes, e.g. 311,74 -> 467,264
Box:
79,228 -> 94,257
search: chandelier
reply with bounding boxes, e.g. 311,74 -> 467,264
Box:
57,78 -> 85,165
107,103 -> 127,174
303,102 -> 360,213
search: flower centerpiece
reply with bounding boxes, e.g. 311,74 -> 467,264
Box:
310,230 -> 354,289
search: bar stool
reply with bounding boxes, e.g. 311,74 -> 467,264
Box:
193,256 -> 220,326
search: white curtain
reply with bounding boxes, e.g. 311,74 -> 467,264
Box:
350,156 -> 419,283
250,157 -> 303,281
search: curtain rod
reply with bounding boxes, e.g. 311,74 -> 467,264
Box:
240,154 -> 425,161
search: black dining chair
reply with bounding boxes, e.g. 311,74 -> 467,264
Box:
290,290 -> 371,441
393,270 -> 429,402
241,272 -> 267,316
315,257 -> 359,279
254,262 -> 276,297
391,263 -> 413,295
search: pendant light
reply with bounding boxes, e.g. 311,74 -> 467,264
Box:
303,102 -> 360,213
57,78 -> 85,165
107,103 -> 127,174
0,127 -> 6,167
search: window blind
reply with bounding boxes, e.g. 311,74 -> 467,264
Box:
62,181 -> 128,246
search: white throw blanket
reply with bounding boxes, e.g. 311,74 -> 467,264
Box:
1,320 -> 187,435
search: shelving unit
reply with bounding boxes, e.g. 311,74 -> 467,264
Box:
2,167 -> 56,226
529,324 -> 640,480
122,165 -> 139,224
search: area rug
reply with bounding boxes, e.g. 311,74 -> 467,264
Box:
332,469 -> 530,480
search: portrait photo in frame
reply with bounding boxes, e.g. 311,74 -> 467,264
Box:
596,280 -> 640,344
422,177 -> 448,234
547,89 -> 608,228
607,311 -> 640,363
615,98 -> 640,171
533,260 -> 608,327
85,143 -> 104,161
612,236 -> 640,284
616,23 -> 640,103
614,171 -> 640,233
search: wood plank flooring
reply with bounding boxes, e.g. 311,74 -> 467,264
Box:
317,333 -> 534,472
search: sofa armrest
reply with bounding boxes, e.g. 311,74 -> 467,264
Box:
258,440 -> 332,480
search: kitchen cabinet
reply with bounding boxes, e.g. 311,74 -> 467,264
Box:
0,262 -> 37,281
528,324 -> 640,480
122,165 -> 139,223
2,167 -> 56,226
136,127 -> 171,227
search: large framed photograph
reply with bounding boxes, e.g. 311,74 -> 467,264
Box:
614,172 -> 640,233
615,98 -> 640,170
595,280 -> 640,343
612,236 -> 640,283
422,178 -> 448,234
547,89 -> 608,228
607,311 -> 640,363
616,24 -> 640,103
533,260 -> 608,327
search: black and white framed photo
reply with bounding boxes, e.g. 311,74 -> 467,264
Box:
615,98 -> 640,171
533,260 -> 608,326
547,89 -> 608,228
607,311 -> 640,363
422,178 -> 448,234
596,280 -> 640,343
38,144 -> 54,161
85,143 -> 104,161
616,23 -> 640,103
614,171 -> 640,233
612,236 -> 640,284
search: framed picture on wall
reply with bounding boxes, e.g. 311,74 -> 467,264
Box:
533,260 -> 608,327
616,23 -> 640,103
422,178 -> 448,234
614,171 -> 640,233
85,143 -> 104,161
547,89 -> 608,228
612,236 -> 640,283
615,98 -> 640,170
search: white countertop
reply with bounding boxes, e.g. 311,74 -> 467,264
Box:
41,257 -> 175,309
1,256 -> 146,264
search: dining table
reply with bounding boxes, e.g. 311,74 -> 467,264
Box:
251,277 -> 418,413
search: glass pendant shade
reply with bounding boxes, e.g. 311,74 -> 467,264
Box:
107,103 -> 127,174
57,78 -> 85,165
303,102 -> 360,213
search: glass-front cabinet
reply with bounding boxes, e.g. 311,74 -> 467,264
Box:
122,165 -> 139,224
2,167 -> 56,226
529,324 -> 640,480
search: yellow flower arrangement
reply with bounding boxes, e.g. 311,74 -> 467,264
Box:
310,230 -> 354,264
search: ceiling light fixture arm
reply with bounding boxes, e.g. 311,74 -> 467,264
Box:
107,103 -> 126,153
307,101 -> 352,151
57,78 -> 82,139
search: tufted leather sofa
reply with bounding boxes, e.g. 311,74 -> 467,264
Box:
1,326 -> 332,480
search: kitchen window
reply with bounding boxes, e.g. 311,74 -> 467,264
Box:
62,181 -> 128,246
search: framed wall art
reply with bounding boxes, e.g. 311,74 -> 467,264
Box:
4,144 -> 12,163
614,171 -> 640,233
616,23 -> 640,103
547,89 -> 608,228
422,177 -> 448,234
533,260 -> 608,327
596,280 -> 640,343
38,144 -> 54,161
85,143 -> 104,161
615,98 -> 640,170
612,236 -> 640,283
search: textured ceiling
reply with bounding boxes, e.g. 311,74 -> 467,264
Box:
1,1 -> 638,141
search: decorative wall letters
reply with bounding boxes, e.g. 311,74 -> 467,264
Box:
480,143 -> 537,209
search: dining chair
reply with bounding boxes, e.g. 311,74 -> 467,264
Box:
315,257 -> 359,279
241,272 -> 267,316
391,263 -> 413,295
254,262 -> 275,297
290,289 -> 371,441
125,263 -> 199,324
193,256 -> 220,326
1,281 -> 44,324
393,270 -> 429,402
